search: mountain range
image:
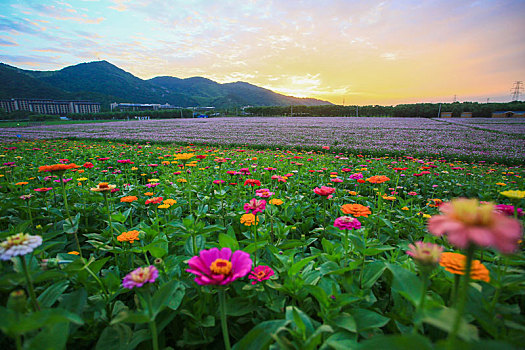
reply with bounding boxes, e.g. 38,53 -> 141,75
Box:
0,61 -> 331,110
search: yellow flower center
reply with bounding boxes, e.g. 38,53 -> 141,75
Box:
210,259 -> 232,275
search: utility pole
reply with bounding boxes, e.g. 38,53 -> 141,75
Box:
437,103 -> 442,118
511,81 -> 523,101
356,105 -> 359,117
453,94 -> 457,103
290,105 -> 293,117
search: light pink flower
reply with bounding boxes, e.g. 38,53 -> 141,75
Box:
406,241 -> 443,266
255,188 -> 275,198
428,198 -> 523,254
186,248 -> 252,285
122,266 -> 159,289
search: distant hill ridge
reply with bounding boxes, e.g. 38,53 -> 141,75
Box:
0,60 -> 331,109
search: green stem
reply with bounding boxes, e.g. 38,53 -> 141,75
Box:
219,289 -> 232,350
413,271 -> 429,334
447,245 -> 475,348
253,215 -> 258,266
26,201 -> 33,228
15,334 -> 22,350
145,292 -> 159,350
21,255 -> 40,311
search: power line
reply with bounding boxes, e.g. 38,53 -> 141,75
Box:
511,81 -> 523,101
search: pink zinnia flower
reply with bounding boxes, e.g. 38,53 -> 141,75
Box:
122,266 -> 159,289
255,188 -> 275,198
406,241 -> 443,266
244,198 -> 267,214
428,198 -> 523,254
333,216 -> 362,230
314,186 -> 336,197
213,180 -> 225,185
249,265 -> 275,285
330,178 -> 343,183
186,247 -> 252,285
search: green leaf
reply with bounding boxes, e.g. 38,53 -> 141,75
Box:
110,310 -> 150,325
289,256 -> 317,276
184,235 -> 205,256
16,309 -> 84,333
37,280 -> 70,308
226,297 -> 257,316
232,320 -> 289,350
333,313 -> 357,333
63,213 -> 80,234
95,324 -> 132,350
423,306 -> 479,341
352,308 -> 390,332
359,334 -> 432,350
364,245 -> 394,256
146,239 -> 168,258
285,306 -> 315,337
387,263 -> 422,306
152,280 -> 185,316
110,213 -> 127,223
323,331 -> 358,350
24,322 -> 69,350
219,232 -> 239,250
361,261 -> 386,289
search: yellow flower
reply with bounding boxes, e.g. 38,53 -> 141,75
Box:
148,178 -> 160,182
15,182 -> 29,186
495,183 -> 506,186
144,192 -> 154,196
131,167 -> 138,171
401,206 -> 409,211
77,177 -> 88,181
158,204 -> 171,209
177,178 -> 188,183
90,183 -> 116,192
175,153 -> 195,161
67,251 -> 80,255
163,199 -> 177,205
500,190 -> 525,199
269,198 -> 284,206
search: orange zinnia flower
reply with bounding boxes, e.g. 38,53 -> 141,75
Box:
340,203 -> 371,217
439,252 -> 490,282
366,175 -> 390,184
117,230 -> 140,243
39,163 -> 80,173
120,196 -> 138,203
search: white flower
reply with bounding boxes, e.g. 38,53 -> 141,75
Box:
0,233 -> 42,260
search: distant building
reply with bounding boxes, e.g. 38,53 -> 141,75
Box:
440,112 -> 453,118
110,102 -> 181,111
0,98 -> 100,115
491,111 -> 525,118
460,112 -> 472,118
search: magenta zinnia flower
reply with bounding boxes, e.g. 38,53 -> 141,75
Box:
244,198 -> 267,214
406,241 -> 443,266
428,198 -> 523,254
333,216 -> 362,230
495,204 -> 524,217
122,266 -> 159,289
249,265 -> 275,285
186,247 -> 252,285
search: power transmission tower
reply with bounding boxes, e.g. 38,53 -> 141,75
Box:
511,81 -> 523,101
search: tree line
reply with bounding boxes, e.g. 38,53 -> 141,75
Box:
245,101 -> 525,118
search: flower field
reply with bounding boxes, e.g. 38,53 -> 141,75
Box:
1,117 -> 524,163
0,134 -> 524,349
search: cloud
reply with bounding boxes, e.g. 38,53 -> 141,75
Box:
0,36 -> 17,46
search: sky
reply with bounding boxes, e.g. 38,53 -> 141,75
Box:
1,0 -> 524,105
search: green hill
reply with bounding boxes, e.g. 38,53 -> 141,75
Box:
0,61 -> 331,109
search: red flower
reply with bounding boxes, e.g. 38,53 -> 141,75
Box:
145,197 -> 163,205
314,186 -> 336,197
244,179 -> 261,187
83,162 -> 94,168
